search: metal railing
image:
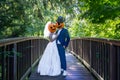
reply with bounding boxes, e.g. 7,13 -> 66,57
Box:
0,37 -> 49,80
69,38 -> 120,80
1,37 -> 119,80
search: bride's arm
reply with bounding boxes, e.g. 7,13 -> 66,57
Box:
49,33 -> 58,42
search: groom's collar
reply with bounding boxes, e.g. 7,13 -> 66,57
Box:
58,28 -> 64,30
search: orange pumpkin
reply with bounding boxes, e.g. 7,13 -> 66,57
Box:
55,22 -> 64,29
48,23 -> 57,33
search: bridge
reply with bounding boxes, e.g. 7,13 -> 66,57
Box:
0,37 -> 120,80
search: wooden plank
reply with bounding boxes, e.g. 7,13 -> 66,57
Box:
29,53 -> 95,80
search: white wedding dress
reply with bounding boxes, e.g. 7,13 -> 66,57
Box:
37,35 -> 61,76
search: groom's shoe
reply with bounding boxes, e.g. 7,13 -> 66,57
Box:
63,70 -> 67,76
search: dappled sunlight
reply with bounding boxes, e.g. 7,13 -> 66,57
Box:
68,66 -> 78,70
65,53 -> 95,80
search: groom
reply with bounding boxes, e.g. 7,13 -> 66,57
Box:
56,16 -> 70,76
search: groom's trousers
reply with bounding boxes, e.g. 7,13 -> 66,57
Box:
57,44 -> 66,70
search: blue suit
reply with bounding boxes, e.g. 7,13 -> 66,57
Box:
56,28 -> 70,70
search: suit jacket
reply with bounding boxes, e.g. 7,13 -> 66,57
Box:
56,28 -> 70,48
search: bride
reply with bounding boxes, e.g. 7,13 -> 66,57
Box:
37,21 -> 61,76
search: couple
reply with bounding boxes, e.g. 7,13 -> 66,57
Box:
37,16 -> 70,76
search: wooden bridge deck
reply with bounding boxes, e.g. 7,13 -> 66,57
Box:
29,53 -> 96,80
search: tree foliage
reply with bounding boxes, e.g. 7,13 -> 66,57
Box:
0,0 -> 120,39
0,0 -> 75,39
69,0 -> 120,39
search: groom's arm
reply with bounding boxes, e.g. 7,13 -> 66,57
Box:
64,30 -> 70,48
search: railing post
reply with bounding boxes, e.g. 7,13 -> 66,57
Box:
30,40 -> 33,71
13,43 -> 17,80
110,44 -> 117,80
81,39 -> 83,59
89,40 -> 92,69
117,47 -> 120,80
2,46 -> 5,80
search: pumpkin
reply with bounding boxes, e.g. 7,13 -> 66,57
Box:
55,22 -> 64,29
48,23 -> 57,33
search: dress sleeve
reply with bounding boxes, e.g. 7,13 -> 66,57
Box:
49,33 -> 58,42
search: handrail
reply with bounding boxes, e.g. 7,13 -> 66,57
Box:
69,37 -> 120,80
0,37 -> 48,46
0,37 -> 49,80
72,37 -> 120,46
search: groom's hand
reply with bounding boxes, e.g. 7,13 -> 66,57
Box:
63,46 -> 67,49
63,46 -> 65,49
